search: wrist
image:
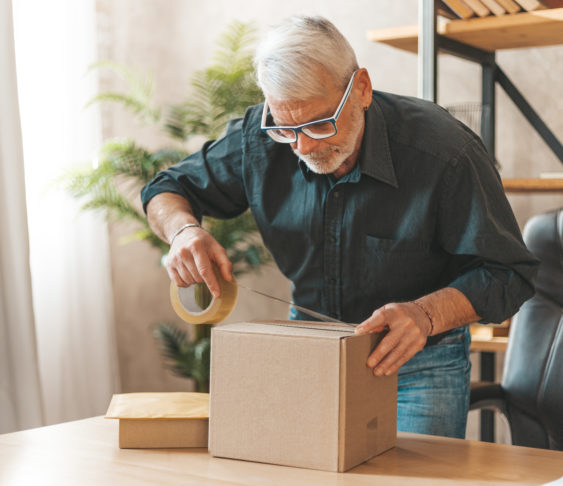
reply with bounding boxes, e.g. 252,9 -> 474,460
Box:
411,299 -> 435,337
168,222 -> 202,246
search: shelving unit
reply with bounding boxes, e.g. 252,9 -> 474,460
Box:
368,3 -> 563,443
368,6 -> 563,194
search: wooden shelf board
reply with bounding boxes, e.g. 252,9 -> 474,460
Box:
470,336 -> 509,353
502,178 -> 563,193
368,8 -> 563,53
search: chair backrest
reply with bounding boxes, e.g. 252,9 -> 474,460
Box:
501,208 -> 563,450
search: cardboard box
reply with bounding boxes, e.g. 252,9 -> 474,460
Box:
209,321 -> 397,472
105,392 -> 209,449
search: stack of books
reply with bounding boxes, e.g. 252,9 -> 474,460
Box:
438,0 -> 563,19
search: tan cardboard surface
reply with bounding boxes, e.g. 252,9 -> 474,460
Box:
209,321 -> 397,472
119,419 -> 208,449
210,325 -> 342,470
106,392 -> 210,449
105,392 -> 209,419
338,333 -> 397,471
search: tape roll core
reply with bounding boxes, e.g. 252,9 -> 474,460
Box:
170,269 -> 238,325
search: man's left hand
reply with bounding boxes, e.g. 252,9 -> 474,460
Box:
355,302 -> 432,377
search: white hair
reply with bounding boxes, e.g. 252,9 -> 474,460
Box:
254,15 -> 359,100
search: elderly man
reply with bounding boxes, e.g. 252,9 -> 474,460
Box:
141,15 -> 538,438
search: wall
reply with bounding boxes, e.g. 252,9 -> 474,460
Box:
95,0 -> 563,441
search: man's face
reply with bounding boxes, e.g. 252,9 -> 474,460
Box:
266,71 -> 365,178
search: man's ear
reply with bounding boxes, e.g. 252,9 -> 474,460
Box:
355,68 -> 373,109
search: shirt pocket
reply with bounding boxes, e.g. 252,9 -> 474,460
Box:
359,235 -> 434,303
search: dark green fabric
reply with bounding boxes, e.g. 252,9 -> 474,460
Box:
141,90 -> 538,324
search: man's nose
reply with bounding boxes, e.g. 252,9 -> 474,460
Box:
292,132 -> 320,155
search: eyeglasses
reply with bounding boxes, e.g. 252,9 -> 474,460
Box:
260,70 -> 358,144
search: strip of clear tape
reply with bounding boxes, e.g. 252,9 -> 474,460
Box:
237,283 -> 350,325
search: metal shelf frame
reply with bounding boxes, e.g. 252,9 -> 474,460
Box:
417,0 -> 563,165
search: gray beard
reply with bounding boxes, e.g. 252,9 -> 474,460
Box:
292,106 -> 364,175
293,146 -> 349,174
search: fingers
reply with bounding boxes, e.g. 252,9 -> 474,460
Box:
369,332 -> 420,376
359,303 -> 428,377
212,245 -> 233,283
166,252 -> 201,287
355,309 -> 386,335
193,251 -> 221,298
193,241 -> 234,297
166,266 -> 187,288
166,227 -> 233,298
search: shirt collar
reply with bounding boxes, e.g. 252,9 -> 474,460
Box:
297,156 -> 311,179
358,97 -> 398,188
296,95 -> 398,188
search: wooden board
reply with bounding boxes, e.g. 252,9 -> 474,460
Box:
367,8 -> 563,52
514,0 -> 547,10
470,336 -> 509,353
480,0 -> 508,16
502,178 -> 563,192
443,0 -> 475,18
496,0 -> 522,13
463,0 -> 492,17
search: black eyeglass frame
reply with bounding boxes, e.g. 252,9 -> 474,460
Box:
260,70 -> 359,144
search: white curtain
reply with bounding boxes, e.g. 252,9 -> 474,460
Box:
9,0 -> 120,427
0,0 -> 44,434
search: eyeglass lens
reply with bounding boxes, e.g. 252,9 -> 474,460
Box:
268,121 -> 336,143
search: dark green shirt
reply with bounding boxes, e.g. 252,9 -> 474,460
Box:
141,91 -> 538,324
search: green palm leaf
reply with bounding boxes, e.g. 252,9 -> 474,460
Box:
86,60 -> 160,124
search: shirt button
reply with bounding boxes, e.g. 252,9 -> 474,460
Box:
329,235 -> 336,243
333,191 -> 340,198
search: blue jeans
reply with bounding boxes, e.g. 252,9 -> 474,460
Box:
397,325 -> 471,438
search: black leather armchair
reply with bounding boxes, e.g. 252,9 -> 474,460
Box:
470,208 -> 563,450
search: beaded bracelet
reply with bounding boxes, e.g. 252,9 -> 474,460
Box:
412,299 -> 435,336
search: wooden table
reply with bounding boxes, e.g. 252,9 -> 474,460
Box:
1,416 -> 562,485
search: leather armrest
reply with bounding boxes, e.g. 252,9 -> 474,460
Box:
470,382 -> 507,416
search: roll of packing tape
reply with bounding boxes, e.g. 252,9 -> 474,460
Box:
170,269 -> 238,325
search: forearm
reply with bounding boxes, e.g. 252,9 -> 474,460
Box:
146,192 -> 200,245
415,287 -> 481,336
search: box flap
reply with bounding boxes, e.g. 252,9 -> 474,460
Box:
214,320 -> 355,339
105,392 -> 209,420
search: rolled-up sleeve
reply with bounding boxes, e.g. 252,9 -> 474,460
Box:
438,139 -> 539,323
140,118 -> 248,221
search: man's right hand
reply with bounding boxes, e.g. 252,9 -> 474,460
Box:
145,193 -> 233,298
165,225 -> 233,298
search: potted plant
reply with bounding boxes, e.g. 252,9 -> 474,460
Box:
61,21 -> 270,392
